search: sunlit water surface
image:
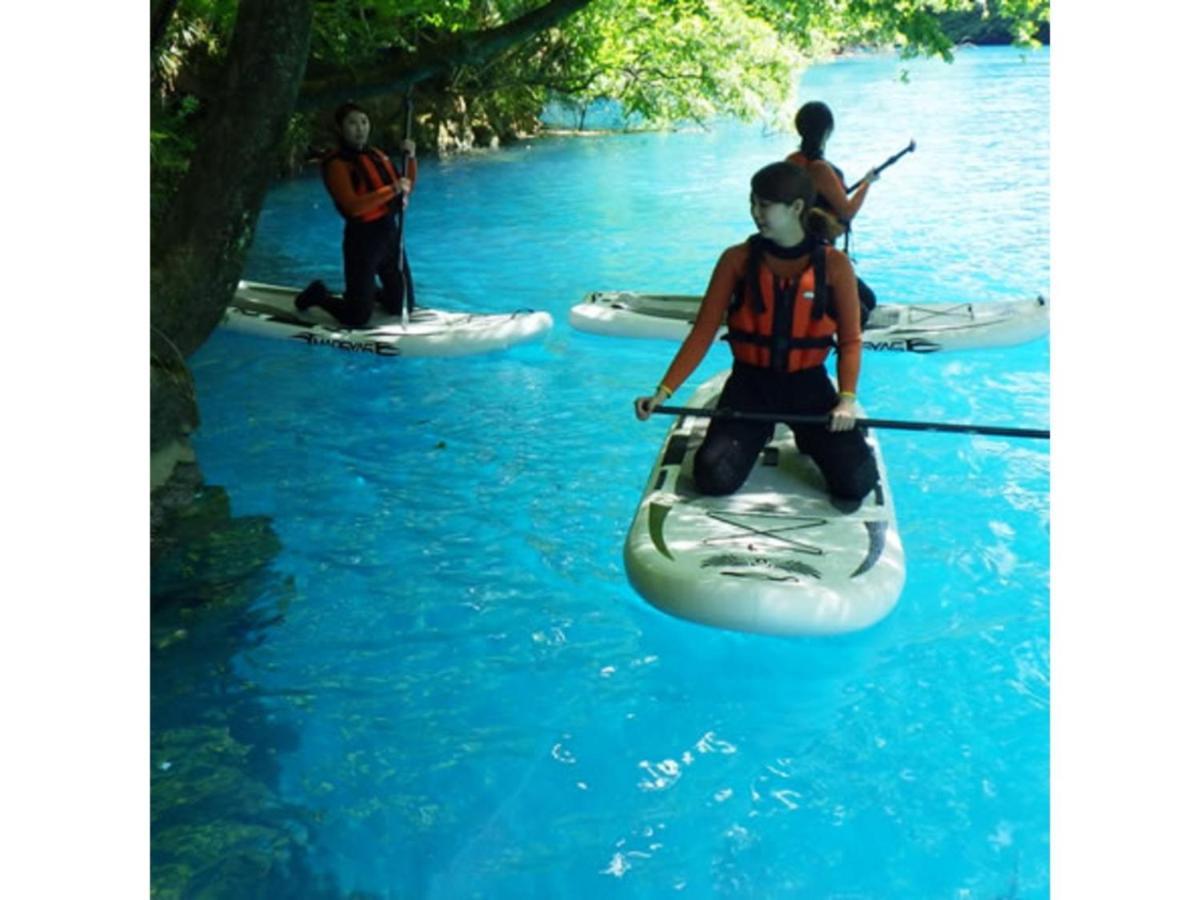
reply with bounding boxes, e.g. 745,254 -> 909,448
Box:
154,47 -> 1049,898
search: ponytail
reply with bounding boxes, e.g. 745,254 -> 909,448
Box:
804,207 -> 845,242
794,101 -> 834,161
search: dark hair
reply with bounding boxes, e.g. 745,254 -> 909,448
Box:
750,161 -> 837,242
751,161 -> 814,206
794,101 -> 834,160
334,101 -> 368,128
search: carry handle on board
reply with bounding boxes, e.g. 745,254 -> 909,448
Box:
650,404 -> 1049,440
846,139 -> 917,192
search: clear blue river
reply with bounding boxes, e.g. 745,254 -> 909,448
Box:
152,46 -> 1049,898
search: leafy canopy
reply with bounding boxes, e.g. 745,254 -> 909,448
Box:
154,0 -> 1048,127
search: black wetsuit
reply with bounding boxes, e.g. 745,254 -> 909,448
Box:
297,145 -> 413,327
686,237 -> 879,503
693,361 -> 880,504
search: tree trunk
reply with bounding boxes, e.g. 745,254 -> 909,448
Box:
151,0 -> 181,61
152,0 -> 315,360
150,0 -> 315,489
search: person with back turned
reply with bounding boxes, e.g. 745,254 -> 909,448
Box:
787,100 -> 880,323
295,101 -> 417,327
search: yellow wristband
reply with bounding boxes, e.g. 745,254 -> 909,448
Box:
657,383 -> 674,399
838,391 -> 856,400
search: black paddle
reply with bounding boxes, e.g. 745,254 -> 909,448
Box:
650,404 -> 1048,440
396,86 -> 416,321
839,140 -> 915,254
846,139 -> 916,192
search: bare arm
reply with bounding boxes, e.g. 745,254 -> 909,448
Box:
809,160 -> 874,223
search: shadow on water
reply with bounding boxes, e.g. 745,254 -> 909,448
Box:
151,479 -> 377,900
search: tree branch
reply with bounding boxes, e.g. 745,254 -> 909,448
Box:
296,0 -> 596,109
624,66 -> 705,83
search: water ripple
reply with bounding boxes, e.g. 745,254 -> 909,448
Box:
172,46 -> 1051,900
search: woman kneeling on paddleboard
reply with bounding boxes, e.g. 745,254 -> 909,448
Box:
634,161 -> 879,503
295,101 -> 417,327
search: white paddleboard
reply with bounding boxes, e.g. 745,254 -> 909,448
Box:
222,281 -> 553,357
625,371 -> 906,636
572,291 -> 1047,353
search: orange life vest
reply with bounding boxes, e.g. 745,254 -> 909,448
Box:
725,236 -> 838,373
322,147 -> 401,223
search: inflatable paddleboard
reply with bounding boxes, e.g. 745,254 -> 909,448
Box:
222,281 -> 553,357
625,371 -> 906,636
572,291 -> 1047,353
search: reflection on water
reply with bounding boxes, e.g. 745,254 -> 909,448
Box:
151,486 -> 360,898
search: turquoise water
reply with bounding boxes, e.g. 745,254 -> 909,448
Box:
153,47 -> 1049,898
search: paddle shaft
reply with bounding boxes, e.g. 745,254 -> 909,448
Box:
651,404 -> 1049,440
395,86 -> 416,317
846,140 -> 916,193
